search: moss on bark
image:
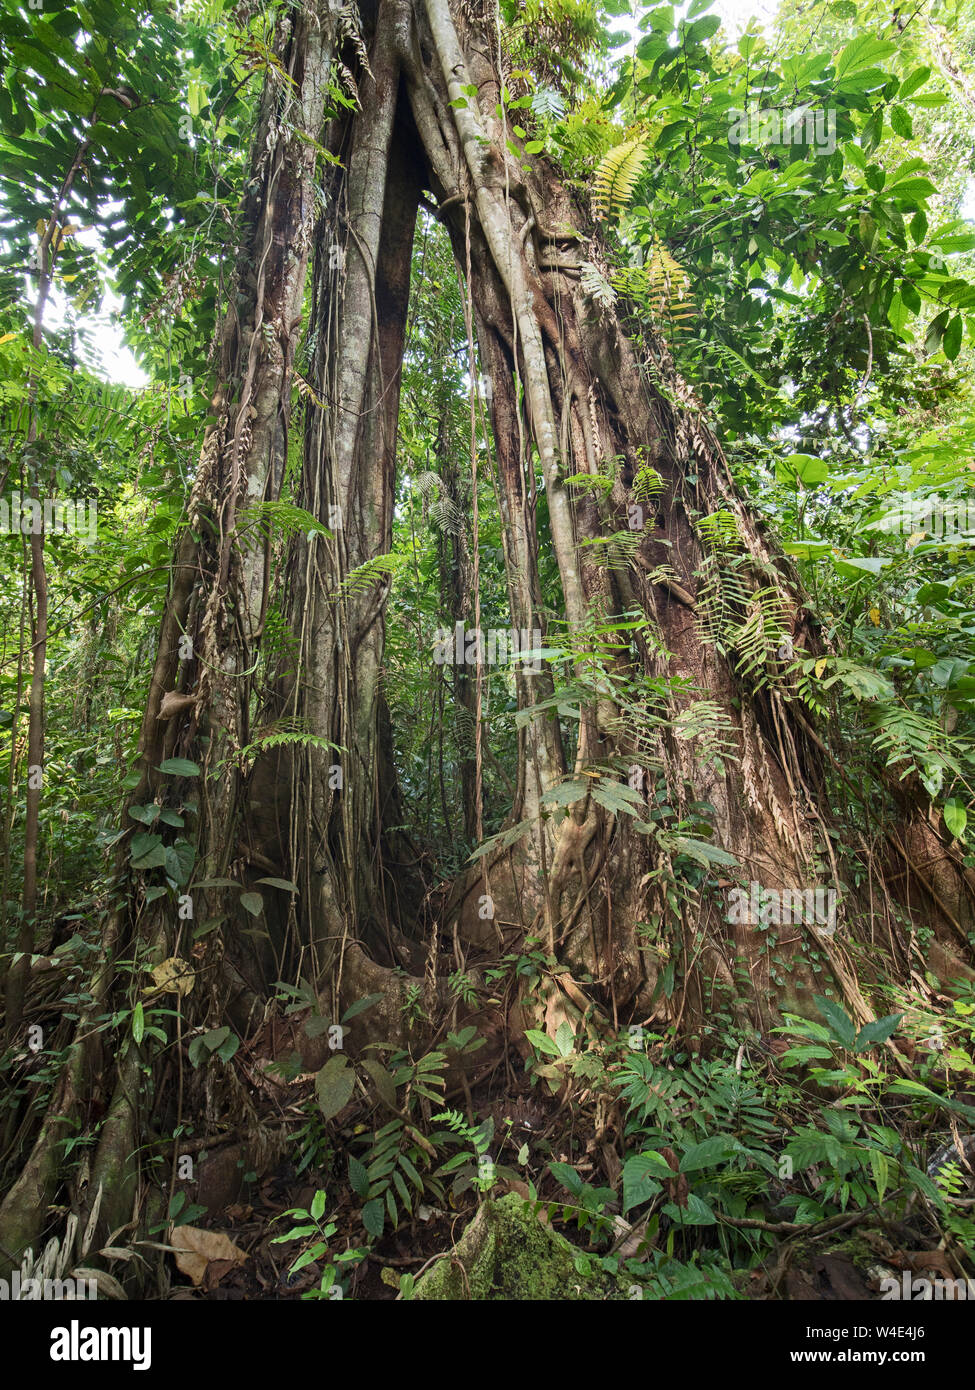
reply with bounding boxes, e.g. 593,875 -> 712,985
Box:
413,1194 -> 638,1301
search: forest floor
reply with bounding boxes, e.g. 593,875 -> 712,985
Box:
158,1058 -> 967,1302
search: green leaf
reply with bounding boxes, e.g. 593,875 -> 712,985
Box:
930,231 -> 975,253
944,798 -> 968,840
925,308 -> 949,355
157,758 -> 201,777
622,1152 -> 668,1212
360,1057 -> 398,1110
887,290 -> 910,334
239,891 -> 264,917
942,314 -> 963,362
525,1028 -> 561,1057
909,210 -> 927,244
132,1002 -> 145,1045
814,994 -> 858,1050
777,453 -> 828,487
310,1190 -> 326,1221
255,877 -> 300,892
362,1197 -> 385,1238
164,841 -> 195,887
835,35 -> 897,77
315,1056 -> 355,1121
899,66 -> 930,99
679,1135 -> 740,1171
670,836 -> 739,868
831,555 -> 891,580
854,1013 -> 903,1051
349,1155 -> 370,1199
887,176 -> 937,202
663,1192 -> 716,1225
890,105 -> 912,140
130,833 -> 166,870
549,1161 -> 584,1196
340,992 -> 383,1023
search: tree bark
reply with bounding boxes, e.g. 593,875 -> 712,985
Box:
0,0 -> 341,1270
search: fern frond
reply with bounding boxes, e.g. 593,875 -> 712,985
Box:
238,500 -> 331,551
293,370 -> 324,410
430,495 -> 465,536
580,528 -> 645,572
239,719 -> 343,762
632,464 -> 664,506
580,261 -> 617,306
335,552 -> 407,599
612,239 -> 694,330
592,139 -> 646,218
339,1 -> 371,76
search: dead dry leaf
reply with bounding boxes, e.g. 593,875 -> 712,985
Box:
71,1266 -> 127,1300
170,1225 -> 248,1286
150,956 -> 195,997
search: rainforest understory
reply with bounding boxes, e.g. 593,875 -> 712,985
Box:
1,0 -> 975,1301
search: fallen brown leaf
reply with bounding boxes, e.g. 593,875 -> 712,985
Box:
170,1225 -> 248,1287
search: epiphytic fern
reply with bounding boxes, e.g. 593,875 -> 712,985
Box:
293,370 -> 325,410
452,701 -> 476,753
238,720 -> 343,763
632,463 -> 665,508
334,552 -> 407,599
670,699 -> 738,770
237,500 -> 331,552
726,588 -> 791,686
696,508 -> 743,551
414,471 -> 441,505
580,261 -> 617,306
592,139 -> 647,218
612,240 -> 694,330
414,472 -> 465,536
645,238 -> 693,326
580,528 -> 645,572
430,495 -> 465,537
339,2 -> 371,76
531,85 -> 567,121
564,470 -> 614,495
693,510 -> 791,689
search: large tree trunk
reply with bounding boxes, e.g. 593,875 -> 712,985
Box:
0,0 -> 340,1270
3,0 -> 972,1280
406,0 -> 833,1040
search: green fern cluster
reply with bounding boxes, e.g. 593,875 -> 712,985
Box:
592,139 -> 647,219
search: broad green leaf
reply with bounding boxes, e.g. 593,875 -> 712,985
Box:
679,1135 -> 740,1171
814,994 -> 858,1050
854,1013 -> 903,1051
525,1028 -> 561,1057
622,1153 -> 665,1213
315,1056 -> 355,1121
157,758 -> 201,777
943,798 -> 968,839
361,1197 -> 385,1238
